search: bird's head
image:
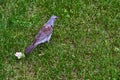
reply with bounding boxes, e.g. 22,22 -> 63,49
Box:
46,15 -> 58,26
51,15 -> 58,20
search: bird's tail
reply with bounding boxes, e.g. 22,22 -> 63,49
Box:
25,44 -> 36,54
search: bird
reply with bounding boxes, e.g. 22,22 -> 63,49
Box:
25,15 -> 58,54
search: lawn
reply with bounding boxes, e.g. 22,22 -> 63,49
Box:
0,0 -> 120,80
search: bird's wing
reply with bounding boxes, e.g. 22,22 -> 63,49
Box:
33,25 -> 53,45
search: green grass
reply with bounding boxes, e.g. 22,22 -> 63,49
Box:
0,0 -> 120,79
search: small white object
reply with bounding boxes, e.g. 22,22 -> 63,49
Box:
15,52 -> 25,59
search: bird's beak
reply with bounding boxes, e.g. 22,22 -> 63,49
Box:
55,17 -> 58,19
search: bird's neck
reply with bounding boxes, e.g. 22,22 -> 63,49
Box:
46,19 -> 55,27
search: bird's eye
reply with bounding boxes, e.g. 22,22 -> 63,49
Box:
55,17 -> 58,19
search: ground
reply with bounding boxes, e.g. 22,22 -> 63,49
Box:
0,0 -> 120,80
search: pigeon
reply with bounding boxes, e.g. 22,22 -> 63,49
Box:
25,15 -> 58,54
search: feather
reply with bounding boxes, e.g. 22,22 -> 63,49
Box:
25,15 -> 58,54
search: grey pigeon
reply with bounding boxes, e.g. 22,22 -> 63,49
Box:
25,15 -> 58,54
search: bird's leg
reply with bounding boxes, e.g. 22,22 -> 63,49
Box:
47,40 -> 50,43
47,34 -> 52,43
